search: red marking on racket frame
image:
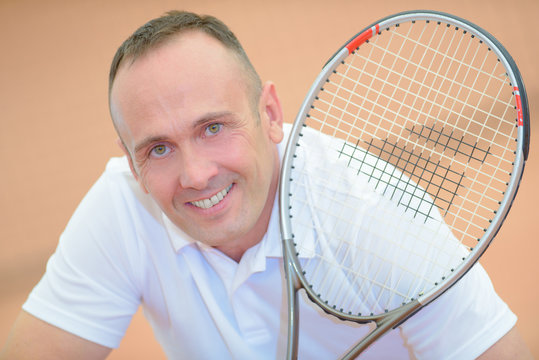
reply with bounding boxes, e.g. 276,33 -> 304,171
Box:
514,87 -> 524,127
345,24 -> 380,53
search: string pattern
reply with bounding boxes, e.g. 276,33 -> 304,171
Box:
288,19 -> 518,317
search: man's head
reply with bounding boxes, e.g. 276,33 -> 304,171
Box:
109,11 -> 284,261
109,10 -> 262,113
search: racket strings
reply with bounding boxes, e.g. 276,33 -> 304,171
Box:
291,138 -> 466,313
322,52 -> 515,164
312,71 -> 515,182
293,201 -> 430,312
388,21 -> 510,109
308,98 -> 507,244
361,137 -> 464,218
288,19 -> 519,316
291,166 -> 460,314
313,22 -> 517,235
349,26 -> 515,150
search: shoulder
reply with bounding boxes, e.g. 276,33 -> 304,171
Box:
55,156 -> 167,280
401,264 -> 517,359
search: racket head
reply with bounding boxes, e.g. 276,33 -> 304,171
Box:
279,10 -> 529,323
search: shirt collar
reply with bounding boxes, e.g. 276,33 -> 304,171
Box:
162,213 -> 197,252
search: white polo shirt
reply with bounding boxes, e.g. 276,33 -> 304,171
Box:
23,125 -> 516,359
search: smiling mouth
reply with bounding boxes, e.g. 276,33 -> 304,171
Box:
190,184 -> 233,209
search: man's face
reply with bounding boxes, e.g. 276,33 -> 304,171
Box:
110,32 -> 283,260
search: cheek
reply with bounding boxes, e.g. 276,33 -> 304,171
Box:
219,141 -> 263,180
139,165 -> 178,205
233,145 -> 276,198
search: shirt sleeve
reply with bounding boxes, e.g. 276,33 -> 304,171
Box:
400,263 -> 517,359
22,159 -> 145,348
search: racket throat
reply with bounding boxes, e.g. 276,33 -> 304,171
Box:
283,242 -> 301,360
340,301 -> 421,360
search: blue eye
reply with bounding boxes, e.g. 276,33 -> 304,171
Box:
150,144 -> 170,157
206,123 -> 222,136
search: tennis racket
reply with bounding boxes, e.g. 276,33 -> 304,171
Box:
279,10 -> 529,359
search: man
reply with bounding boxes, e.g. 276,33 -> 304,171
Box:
1,11 -> 532,359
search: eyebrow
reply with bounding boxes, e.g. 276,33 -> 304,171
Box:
132,111 -> 237,155
134,135 -> 169,155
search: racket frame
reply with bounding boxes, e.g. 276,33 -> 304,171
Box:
280,10 -> 529,359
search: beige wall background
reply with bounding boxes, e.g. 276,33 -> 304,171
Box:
1,0 -> 537,358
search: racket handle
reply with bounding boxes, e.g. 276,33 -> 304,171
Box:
284,247 -> 300,360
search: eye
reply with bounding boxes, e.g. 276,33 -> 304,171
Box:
205,123 -> 222,136
150,144 -> 170,157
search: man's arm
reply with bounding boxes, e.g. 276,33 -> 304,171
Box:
477,326 -> 533,360
0,310 -> 112,360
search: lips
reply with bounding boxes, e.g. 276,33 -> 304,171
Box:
190,184 -> 233,209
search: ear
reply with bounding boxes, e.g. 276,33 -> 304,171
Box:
259,81 -> 284,144
116,138 -> 150,194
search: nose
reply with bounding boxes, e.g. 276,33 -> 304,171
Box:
178,146 -> 218,190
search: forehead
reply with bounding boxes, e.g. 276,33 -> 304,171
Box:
113,31 -> 244,95
109,31 -> 251,144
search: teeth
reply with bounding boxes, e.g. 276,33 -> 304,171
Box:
191,185 -> 232,209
